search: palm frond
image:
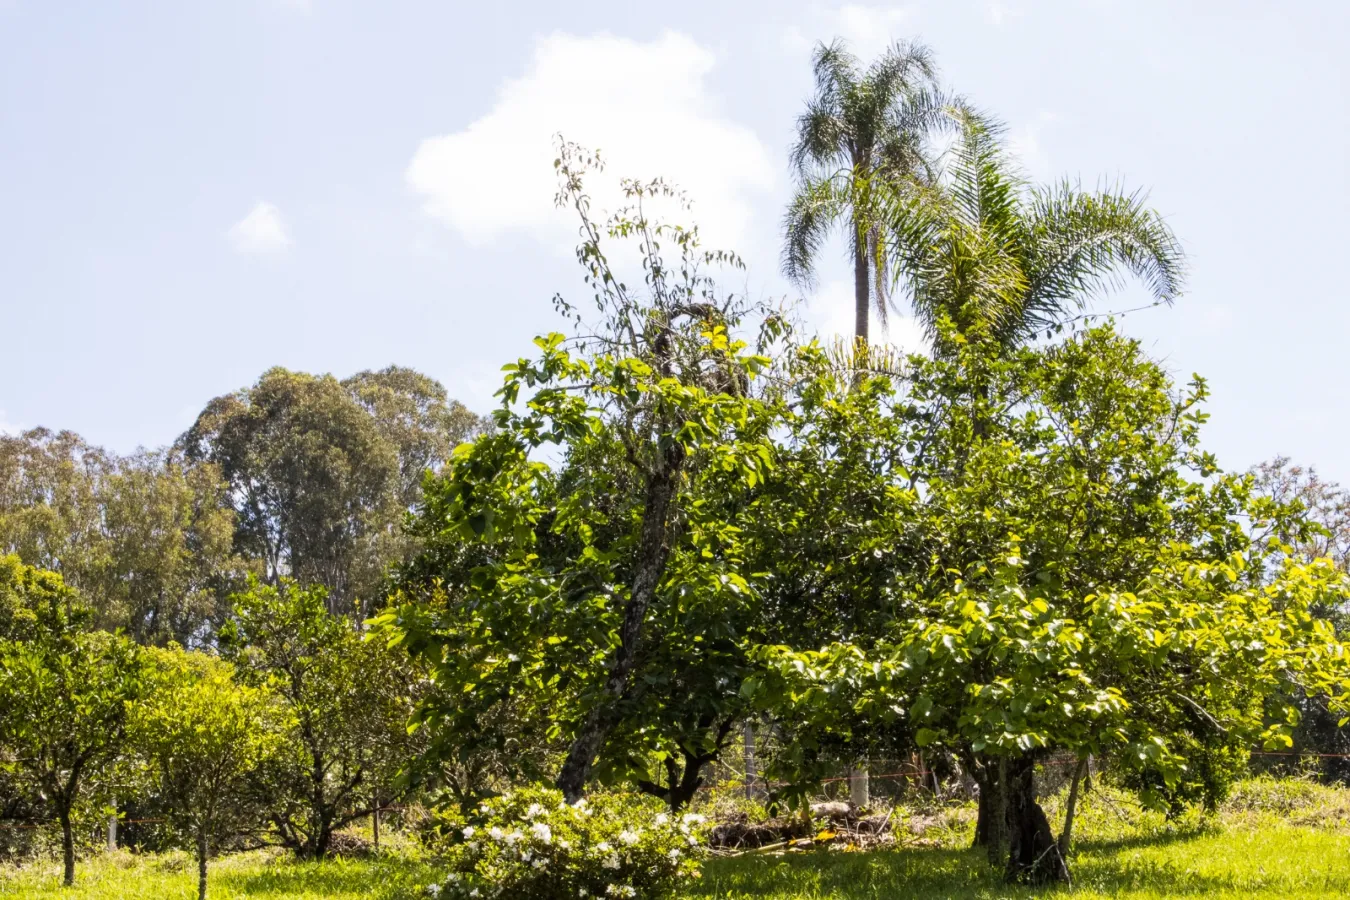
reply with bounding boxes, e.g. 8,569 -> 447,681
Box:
1015,182 -> 1186,341
782,174 -> 852,289
790,101 -> 850,176
942,109 -> 1024,235
811,39 -> 860,107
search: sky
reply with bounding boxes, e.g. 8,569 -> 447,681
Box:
2,1 -> 1347,482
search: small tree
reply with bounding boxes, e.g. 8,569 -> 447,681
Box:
130,647 -> 284,900
219,578 -> 413,858
380,143 -> 789,807
0,555 -> 145,886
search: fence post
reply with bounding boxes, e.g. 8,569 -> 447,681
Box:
743,723 -> 758,800
849,763 -> 870,809
106,800 -> 117,852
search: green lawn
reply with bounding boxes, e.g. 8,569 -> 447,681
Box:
4,779 -> 1350,899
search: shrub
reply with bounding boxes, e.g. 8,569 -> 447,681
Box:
423,786 -> 707,900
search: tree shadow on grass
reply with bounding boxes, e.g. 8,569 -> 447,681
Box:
1072,823 -> 1213,853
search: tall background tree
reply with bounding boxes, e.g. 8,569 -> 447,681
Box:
0,431 -> 242,645
783,37 -> 945,345
180,366 -> 487,618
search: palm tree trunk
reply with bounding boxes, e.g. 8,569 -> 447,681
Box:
853,220 -> 870,345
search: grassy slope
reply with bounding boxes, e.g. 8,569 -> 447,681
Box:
4,778 -> 1350,899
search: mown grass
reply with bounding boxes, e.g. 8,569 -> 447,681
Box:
4,777 -> 1350,899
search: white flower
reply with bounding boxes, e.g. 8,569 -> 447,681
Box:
531,822 -> 553,844
558,839 -> 571,850
462,826 -> 476,839
605,886 -> 636,898
525,803 -> 546,819
578,890 -> 588,898
602,852 -> 621,870
668,848 -> 681,860
427,885 -> 441,897
532,857 -> 547,869
617,829 -> 640,846
654,813 -> 669,826
447,873 -> 461,883
681,813 -> 706,825
503,829 -> 522,846
469,890 -> 479,898
595,842 -> 612,854
488,826 -> 504,841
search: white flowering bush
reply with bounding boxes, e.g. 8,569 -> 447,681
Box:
423,786 -> 708,900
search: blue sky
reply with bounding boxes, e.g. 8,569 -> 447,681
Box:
2,1 -> 1347,481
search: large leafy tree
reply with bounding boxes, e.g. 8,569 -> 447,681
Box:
880,112 -> 1186,351
381,144 -> 788,806
745,326 -> 1350,884
0,556 -> 146,886
181,367 -> 485,618
783,38 -> 947,345
219,579 -> 415,859
0,431 -> 241,645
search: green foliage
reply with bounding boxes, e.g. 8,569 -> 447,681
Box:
423,785 -> 707,900
0,433 -> 242,645
743,325 -> 1350,826
878,110 -> 1185,351
382,143 -> 791,806
220,579 -> 415,859
180,366 -> 485,618
129,646 -> 288,899
0,557 -> 147,885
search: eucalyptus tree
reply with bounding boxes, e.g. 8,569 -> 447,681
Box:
783,38 -> 947,345
881,111 -> 1186,352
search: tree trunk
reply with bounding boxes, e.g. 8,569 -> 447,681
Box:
557,453 -> 683,802
1003,756 -> 1070,885
853,220 -> 870,345
196,830 -> 209,900
107,800 -> 117,852
59,805 -> 76,887
1058,755 -> 1089,858
372,798 -> 380,852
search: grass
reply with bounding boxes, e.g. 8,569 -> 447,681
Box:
4,777 -> 1350,899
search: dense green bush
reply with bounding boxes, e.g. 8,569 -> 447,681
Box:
423,786 -> 707,899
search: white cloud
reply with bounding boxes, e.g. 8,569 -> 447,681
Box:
833,4 -> 919,56
406,31 -> 775,255
985,1 -> 1024,26
228,202 -> 292,254
779,5 -> 920,59
0,411 -> 24,436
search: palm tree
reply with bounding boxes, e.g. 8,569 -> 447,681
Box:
880,110 -> 1186,352
783,38 -> 948,346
